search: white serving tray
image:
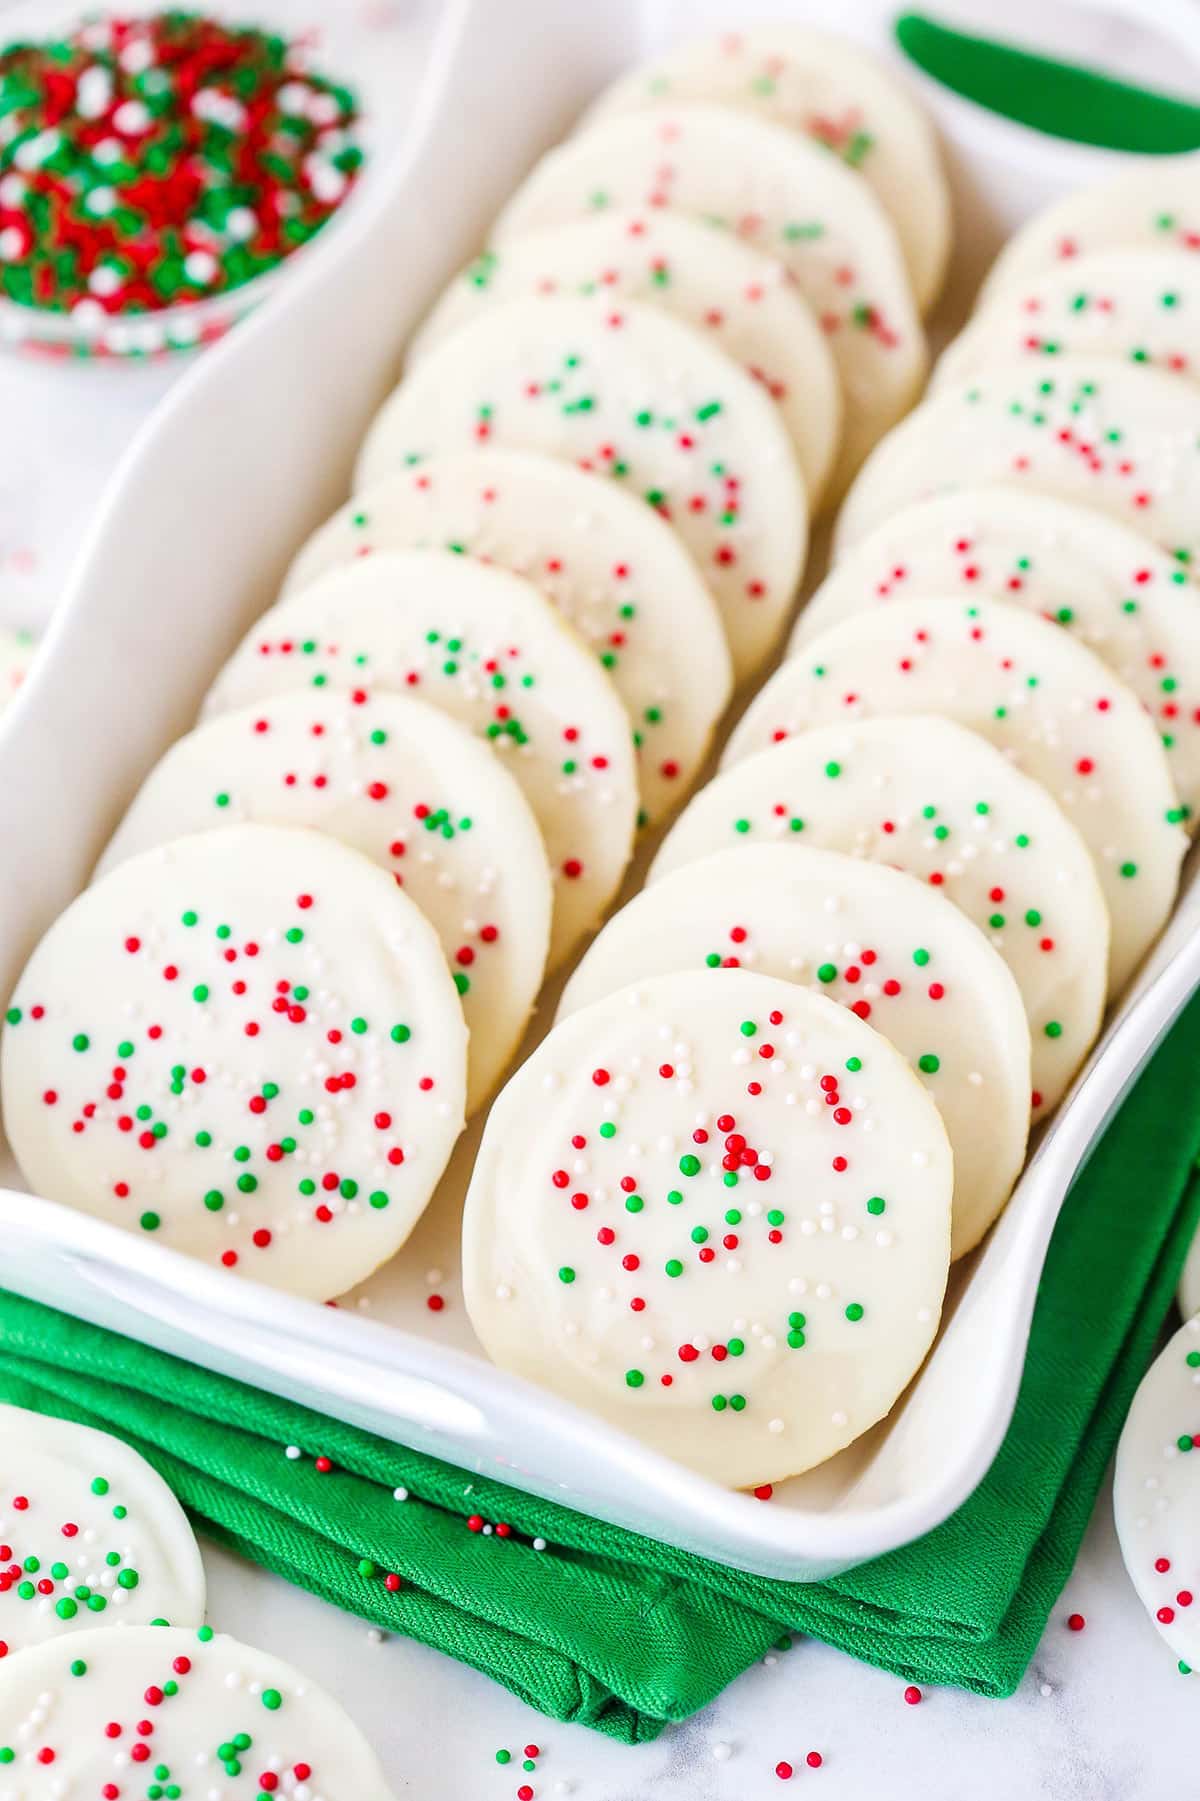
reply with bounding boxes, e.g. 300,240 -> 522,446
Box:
2,0 -> 1199,1584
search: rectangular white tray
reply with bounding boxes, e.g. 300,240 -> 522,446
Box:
2,0 -> 1199,1584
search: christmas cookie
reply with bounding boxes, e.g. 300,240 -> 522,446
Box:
725,596 -> 1184,995
96,691 -> 552,1114
0,1624 -> 392,1796
791,486 -> 1200,826
0,1404 -> 204,1655
490,109 -> 925,500
0,625 -> 35,712
1,825 -> 467,1301
463,968 -> 952,1488
936,251 -> 1200,394
579,25 -> 951,312
203,551 -> 638,970
280,449 -> 732,827
980,156 -> 1200,308
356,295 -> 808,681
650,716 -> 1109,1119
1114,1313 -> 1200,1676
834,358 -> 1200,570
409,211 -> 842,509
559,844 -> 1030,1259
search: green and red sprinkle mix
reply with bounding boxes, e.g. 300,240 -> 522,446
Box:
0,11 -> 361,339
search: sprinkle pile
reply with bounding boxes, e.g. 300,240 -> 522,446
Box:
0,10 -> 361,347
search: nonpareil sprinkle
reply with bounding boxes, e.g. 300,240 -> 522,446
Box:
0,11 -> 362,336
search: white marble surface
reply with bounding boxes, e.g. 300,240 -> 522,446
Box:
199,1464 -> 1192,1798
1,0 -> 1196,1789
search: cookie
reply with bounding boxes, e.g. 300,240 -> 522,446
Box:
281,448 -> 732,827
0,1624 -> 392,1796
1,825 -> 467,1300
980,156 -> 1200,307
559,843 -> 1030,1259
204,551 -> 638,971
463,968 -> 952,1488
726,596 -> 1184,995
409,210 -> 842,508
1114,1314 -> 1200,1677
96,691 -> 552,1114
0,1404 -> 204,1655
356,295 -> 807,680
650,716 -> 1108,1119
579,25 -> 950,311
791,486 -> 1200,826
835,358 -> 1200,570
936,251 -> 1200,394
489,106 -> 926,496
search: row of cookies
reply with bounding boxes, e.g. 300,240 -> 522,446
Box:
458,160 -> 1200,1488
0,27 -> 947,1306
974,160 -> 1200,1683
0,1402 -> 391,1791
0,25 -> 949,1302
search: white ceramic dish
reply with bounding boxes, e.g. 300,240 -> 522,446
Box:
2,0 -> 1199,1584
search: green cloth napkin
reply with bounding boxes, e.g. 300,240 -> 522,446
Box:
3,995 -> 1200,1743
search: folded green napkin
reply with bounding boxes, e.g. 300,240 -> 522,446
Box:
3,993 -> 1199,1743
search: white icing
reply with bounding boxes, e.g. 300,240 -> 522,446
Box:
409,211 -> 841,509
280,448 -> 731,826
560,844 -> 1030,1259
1114,1314 -> 1200,1674
579,23 -> 950,312
835,357 -> 1200,574
1,826 -> 467,1300
727,595 -> 1184,994
356,295 -> 808,681
0,1405 -> 204,1653
96,690 -> 551,1114
0,1625 -> 392,1795
203,550 -> 638,970
792,486 -> 1200,828
651,715 -> 1108,1118
937,250 -> 1200,396
464,967 -> 951,1489
980,157 -> 1200,307
490,106 -> 926,497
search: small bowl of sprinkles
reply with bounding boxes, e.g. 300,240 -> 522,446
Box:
0,8 -> 364,359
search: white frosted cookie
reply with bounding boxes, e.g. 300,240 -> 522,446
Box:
96,692 -> 551,1114
835,358 -> 1200,570
281,449 -> 732,827
463,968 -> 952,1488
0,625 -> 34,713
204,551 -> 638,971
650,716 -> 1109,1119
0,1625 -> 393,1796
559,844 -> 1030,1260
937,251 -> 1200,394
579,25 -> 950,312
490,106 -> 926,496
1114,1313 -> 1200,1676
0,1405 -> 204,1655
980,156 -> 1200,308
1,826 -> 467,1300
1179,1223 -> 1200,1321
356,296 -> 807,681
791,487 -> 1200,827
726,596 -> 1184,995
409,211 -> 842,509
